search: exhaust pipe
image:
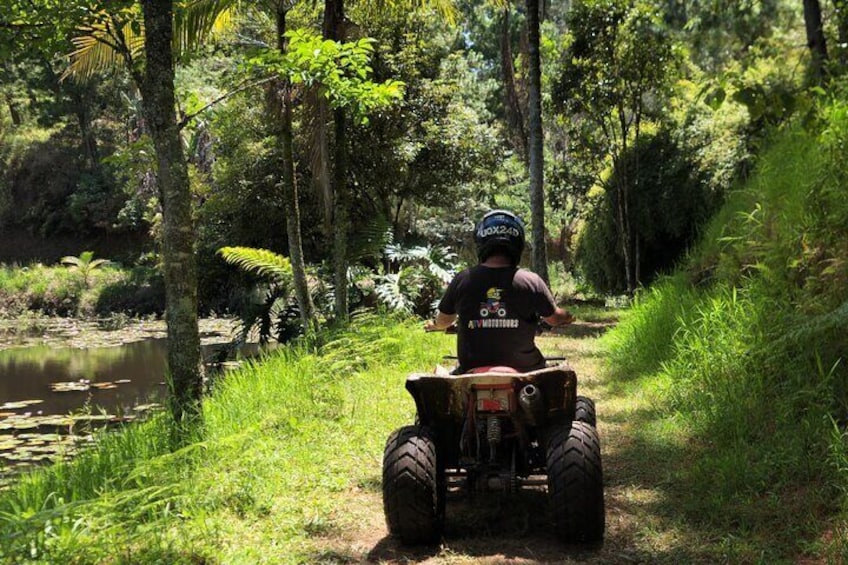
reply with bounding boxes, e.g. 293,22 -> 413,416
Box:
519,384 -> 545,425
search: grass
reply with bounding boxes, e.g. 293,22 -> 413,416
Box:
0,314 -> 447,563
601,109 -> 848,562
0,263 -> 163,318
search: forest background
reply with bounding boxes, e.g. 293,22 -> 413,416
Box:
2,0 -> 820,317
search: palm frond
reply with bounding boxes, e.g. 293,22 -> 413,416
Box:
63,2 -> 236,82
175,0 -> 238,56
63,14 -> 145,81
89,259 -> 113,269
218,246 -> 293,282
366,0 -> 458,25
385,244 -> 428,263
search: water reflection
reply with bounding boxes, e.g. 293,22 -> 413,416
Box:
0,339 -> 259,480
0,339 -> 171,416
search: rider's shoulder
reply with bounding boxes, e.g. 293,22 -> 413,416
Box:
513,268 -> 548,288
514,268 -> 543,281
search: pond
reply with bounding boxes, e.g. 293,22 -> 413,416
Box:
0,337 -> 259,484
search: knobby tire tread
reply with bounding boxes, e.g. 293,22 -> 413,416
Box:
546,421 -> 605,543
575,396 -> 597,427
382,425 -> 443,544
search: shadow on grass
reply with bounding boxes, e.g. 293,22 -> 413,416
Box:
365,491 -> 605,563
598,376 -> 836,563
547,321 -> 616,340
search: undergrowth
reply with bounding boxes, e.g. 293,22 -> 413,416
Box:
604,100 -> 848,561
0,263 -> 163,318
0,315 -> 445,563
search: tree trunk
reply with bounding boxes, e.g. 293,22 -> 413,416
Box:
139,0 -> 202,423
5,92 -> 21,126
614,174 -> 633,295
324,0 -> 350,319
332,106 -> 349,318
501,8 -> 528,161
804,0 -> 829,83
74,98 -> 100,169
834,0 -> 848,68
272,7 -> 316,329
526,0 -> 549,283
311,92 -> 333,234
40,57 -> 100,170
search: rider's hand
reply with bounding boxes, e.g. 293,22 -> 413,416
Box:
543,308 -> 575,328
426,311 -> 458,332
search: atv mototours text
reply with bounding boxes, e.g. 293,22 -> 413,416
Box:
382,362 -> 605,545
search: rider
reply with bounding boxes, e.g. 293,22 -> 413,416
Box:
425,209 -> 575,373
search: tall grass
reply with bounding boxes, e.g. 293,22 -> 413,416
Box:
0,315 -> 447,563
604,107 -> 848,560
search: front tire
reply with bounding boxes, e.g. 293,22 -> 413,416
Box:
546,421 -> 605,543
575,396 -> 597,427
382,425 -> 444,544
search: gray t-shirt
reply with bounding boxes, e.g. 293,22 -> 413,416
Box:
438,266 -> 557,373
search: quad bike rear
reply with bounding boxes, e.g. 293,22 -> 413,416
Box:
382,363 -> 605,545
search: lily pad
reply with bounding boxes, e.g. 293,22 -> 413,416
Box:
134,403 -> 163,413
50,380 -> 91,392
9,421 -> 39,430
17,433 -> 62,442
0,400 -> 44,410
69,414 -> 115,424
26,445 -> 62,454
2,451 -> 34,462
0,438 -> 23,451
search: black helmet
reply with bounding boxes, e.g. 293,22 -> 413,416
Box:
474,209 -> 525,265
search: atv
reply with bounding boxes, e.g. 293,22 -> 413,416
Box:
381,352 -> 605,545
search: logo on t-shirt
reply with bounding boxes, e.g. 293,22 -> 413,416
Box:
469,288 -> 519,329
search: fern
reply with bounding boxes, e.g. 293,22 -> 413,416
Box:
218,247 -> 293,283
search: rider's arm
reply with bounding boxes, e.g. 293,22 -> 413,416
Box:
543,307 -> 575,327
424,311 -> 457,332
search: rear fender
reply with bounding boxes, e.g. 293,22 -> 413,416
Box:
406,365 -> 578,431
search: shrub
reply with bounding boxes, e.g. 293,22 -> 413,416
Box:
576,129 -> 720,293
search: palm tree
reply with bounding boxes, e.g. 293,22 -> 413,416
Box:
60,251 -> 112,287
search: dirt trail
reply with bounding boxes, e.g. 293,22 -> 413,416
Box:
310,319 -> 689,564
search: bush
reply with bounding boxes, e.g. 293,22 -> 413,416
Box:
576,129 -> 720,293
94,267 -> 165,317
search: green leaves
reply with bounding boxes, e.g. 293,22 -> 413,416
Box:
245,30 -> 405,125
217,247 -> 292,283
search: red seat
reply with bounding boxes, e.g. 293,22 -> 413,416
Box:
467,365 -> 520,374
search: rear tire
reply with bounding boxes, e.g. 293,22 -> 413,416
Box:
382,425 -> 444,544
575,396 -> 597,427
546,421 -> 605,543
